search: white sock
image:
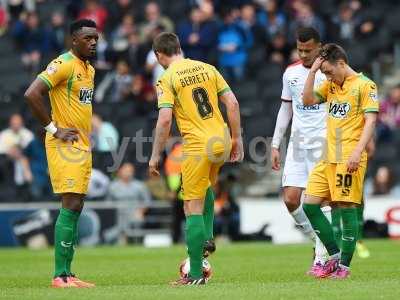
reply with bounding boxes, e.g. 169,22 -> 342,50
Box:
314,206 -> 332,265
290,205 -> 316,240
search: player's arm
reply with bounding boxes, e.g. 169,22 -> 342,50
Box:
24,78 -> 78,142
347,81 -> 379,173
219,91 -> 244,162
149,108 -> 173,176
303,57 -> 325,106
347,113 -> 377,173
271,101 -> 293,170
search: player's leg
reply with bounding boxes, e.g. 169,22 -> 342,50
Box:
203,156 -> 226,257
331,206 -> 342,248
356,200 -> 370,258
303,162 -> 341,277
282,144 -> 316,240
329,162 -> 367,278
54,193 -> 83,278
172,155 -> 209,285
48,146 -> 93,288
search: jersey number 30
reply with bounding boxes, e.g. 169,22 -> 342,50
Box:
192,87 -> 213,119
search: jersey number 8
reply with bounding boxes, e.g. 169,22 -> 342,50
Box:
192,87 -> 213,120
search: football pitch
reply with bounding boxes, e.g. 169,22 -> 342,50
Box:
1,240 -> 399,300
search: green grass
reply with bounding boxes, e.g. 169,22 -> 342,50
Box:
1,240 -> 399,300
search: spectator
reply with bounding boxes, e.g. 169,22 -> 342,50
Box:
7,145 -> 32,202
138,1 -> 174,43
288,1 -> 325,43
87,168 -> 110,200
0,113 -> 33,155
331,2 -> 359,44
91,113 -> 119,152
0,5 -> 8,36
145,47 -> 165,84
12,12 -> 50,73
4,0 -> 35,20
177,6 -> 218,62
365,166 -> 400,197
124,74 -> 156,115
108,162 -> 152,239
377,84 -> 400,143
164,142 -> 184,243
257,0 -> 286,38
110,14 -> 136,58
78,0 -> 108,32
48,11 -> 67,55
218,7 -> 251,82
266,32 -> 291,65
24,136 -> 51,201
120,31 -> 148,72
105,0 -> 137,33
239,3 -> 267,47
95,60 -> 132,103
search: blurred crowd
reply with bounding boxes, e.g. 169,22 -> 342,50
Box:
0,0 -> 400,241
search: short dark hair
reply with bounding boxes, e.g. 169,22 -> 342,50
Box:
70,19 -> 97,35
296,27 -> 320,43
320,43 -> 348,64
152,32 -> 181,56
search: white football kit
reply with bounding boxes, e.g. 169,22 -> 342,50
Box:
280,61 -> 327,188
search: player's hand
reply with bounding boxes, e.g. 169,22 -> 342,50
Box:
310,57 -> 324,73
53,128 -> 79,142
230,138 -> 244,162
271,147 -> 281,171
347,149 -> 362,173
148,155 -> 161,177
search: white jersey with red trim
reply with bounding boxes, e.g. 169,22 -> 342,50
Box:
281,61 -> 327,149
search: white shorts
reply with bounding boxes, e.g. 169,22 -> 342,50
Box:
282,142 -> 323,188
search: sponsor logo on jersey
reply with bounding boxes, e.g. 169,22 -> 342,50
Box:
369,91 -> 378,101
296,103 -> 321,111
289,77 -> 299,87
79,88 -> 93,104
329,102 -> 351,118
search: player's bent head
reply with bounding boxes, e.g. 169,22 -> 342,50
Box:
320,43 -> 349,83
320,43 -> 348,65
152,32 -> 181,67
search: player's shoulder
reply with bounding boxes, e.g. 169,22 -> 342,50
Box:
283,60 -> 303,77
358,73 -> 376,87
46,52 -> 75,70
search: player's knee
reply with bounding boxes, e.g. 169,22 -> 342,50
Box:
61,193 -> 84,212
283,193 -> 301,211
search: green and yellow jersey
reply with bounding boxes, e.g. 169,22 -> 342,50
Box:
156,58 -> 231,154
314,73 -> 379,163
38,51 -> 95,151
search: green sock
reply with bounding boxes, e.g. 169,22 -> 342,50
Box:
185,215 -> 206,279
203,187 -> 215,241
331,208 -> 342,248
357,205 -> 364,240
340,208 -> 358,267
66,211 -> 80,275
303,203 -> 340,256
54,208 -> 79,277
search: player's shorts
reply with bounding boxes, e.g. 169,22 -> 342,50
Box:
181,152 -> 228,200
305,160 -> 367,204
282,142 -> 324,188
46,145 -> 92,194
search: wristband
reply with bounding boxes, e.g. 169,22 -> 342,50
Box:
44,122 -> 57,135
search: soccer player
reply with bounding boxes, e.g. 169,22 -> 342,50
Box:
271,27 -> 330,275
24,19 -> 98,288
148,32 -> 244,285
302,43 -> 378,279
